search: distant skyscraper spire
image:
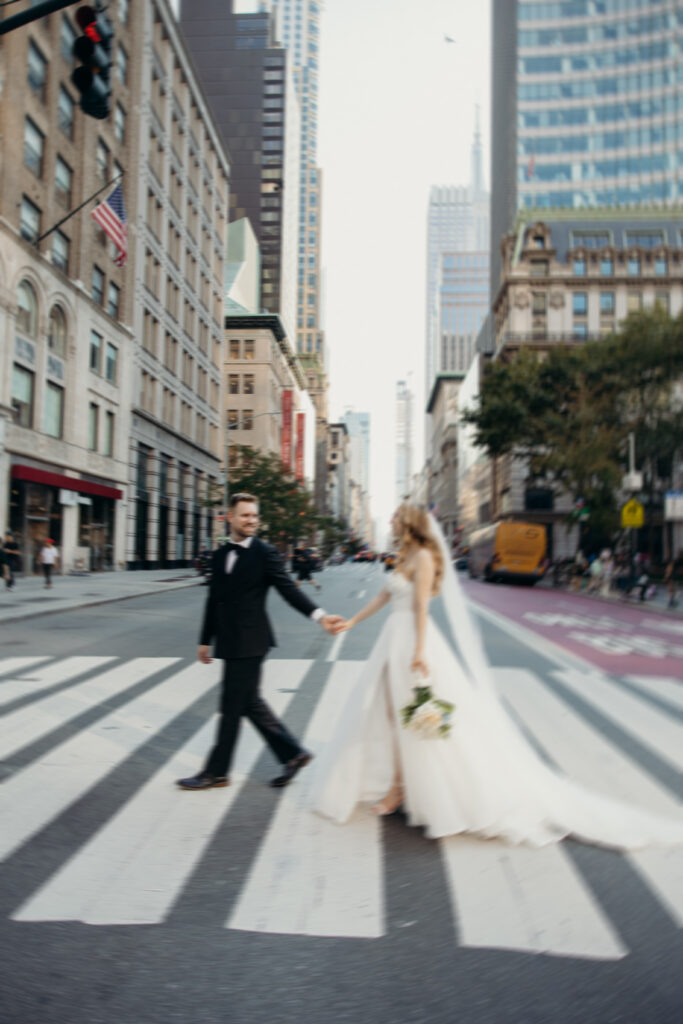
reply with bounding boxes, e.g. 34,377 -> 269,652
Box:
470,105 -> 485,197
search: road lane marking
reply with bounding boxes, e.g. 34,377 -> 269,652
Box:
0,660 -> 209,864
0,656 -> 114,710
227,660 -> 383,938
0,658 -> 174,762
0,657 -> 51,684
624,675 -> 683,712
553,668 -> 683,773
499,668 -> 683,929
441,834 -> 627,960
326,631 -> 346,662
12,660 -> 312,926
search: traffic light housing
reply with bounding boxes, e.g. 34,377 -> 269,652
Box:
71,6 -> 113,120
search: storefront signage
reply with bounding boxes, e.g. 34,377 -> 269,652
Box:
59,489 -> 78,506
281,390 -> 293,468
15,336 -> 35,365
295,412 -> 305,481
665,490 -> 683,521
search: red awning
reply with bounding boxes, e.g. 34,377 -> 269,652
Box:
12,464 -> 123,500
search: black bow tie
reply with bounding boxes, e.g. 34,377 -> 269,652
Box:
226,541 -> 245,553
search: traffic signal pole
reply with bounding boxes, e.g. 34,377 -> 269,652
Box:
0,0 -> 81,36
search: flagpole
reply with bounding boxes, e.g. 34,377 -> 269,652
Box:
33,173 -> 124,247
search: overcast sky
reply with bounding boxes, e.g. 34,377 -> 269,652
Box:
317,0 -> 490,536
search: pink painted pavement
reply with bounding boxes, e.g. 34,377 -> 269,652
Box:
463,580 -> 683,678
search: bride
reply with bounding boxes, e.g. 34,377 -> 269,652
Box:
310,504 -> 683,849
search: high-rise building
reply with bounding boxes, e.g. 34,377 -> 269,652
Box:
437,252 -> 489,374
274,0 -> 329,513
395,380 -> 413,505
341,410 -> 370,496
180,0 -> 300,338
425,119 -> 489,404
491,0 -> 683,300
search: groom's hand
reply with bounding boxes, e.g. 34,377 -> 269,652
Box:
320,614 -> 345,634
198,645 -> 212,665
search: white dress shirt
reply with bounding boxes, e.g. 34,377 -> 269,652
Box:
224,536 -> 325,622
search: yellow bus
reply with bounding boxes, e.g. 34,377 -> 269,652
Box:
467,522 -> 547,585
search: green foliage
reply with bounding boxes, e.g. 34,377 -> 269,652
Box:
461,309 -> 683,536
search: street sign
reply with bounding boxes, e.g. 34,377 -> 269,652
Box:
621,498 -> 644,528
665,490 -> 683,521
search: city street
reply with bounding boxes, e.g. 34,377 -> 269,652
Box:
0,562 -> 682,1024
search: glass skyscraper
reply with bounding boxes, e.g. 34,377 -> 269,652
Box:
491,0 -> 683,294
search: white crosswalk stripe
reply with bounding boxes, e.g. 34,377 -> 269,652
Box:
0,656 -> 51,687
0,655 -> 681,958
624,675 -> 683,712
0,656 -> 115,711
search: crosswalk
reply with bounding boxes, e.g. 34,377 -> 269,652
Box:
0,652 -> 682,959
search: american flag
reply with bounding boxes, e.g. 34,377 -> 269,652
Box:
90,183 -> 127,266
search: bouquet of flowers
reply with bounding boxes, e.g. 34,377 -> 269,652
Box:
400,677 -> 455,739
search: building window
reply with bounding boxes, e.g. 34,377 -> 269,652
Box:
24,118 -> 45,176
529,260 -> 548,277
572,323 -> 588,340
61,15 -> 76,62
572,292 -> 587,316
242,409 -> 253,430
627,292 -> 642,313
627,256 -> 640,276
54,156 -> 72,206
228,373 -> 239,394
45,382 -> 64,439
600,256 -> 613,275
114,103 -> 126,144
17,280 -> 38,337
48,305 -> 67,357
92,265 -> 105,305
599,292 -> 614,314
96,139 -> 110,184
243,373 -> 255,395
654,291 -> 669,312
107,282 -> 120,319
105,342 -> 118,383
116,44 -> 128,85
20,196 -> 41,243
88,403 -> 99,450
573,257 -> 586,276
229,339 -> 240,359
117,0 -> 129,24
52,230 -> 70,273
243,339 -> 255,360
58,87 -> 75,138
532,292 -> 547,314
103,411 -> 114,456
27,41 -> 47,101
654,257 -> 668,276
90,330 -> 102,372
11,365 -> 34,427
227,409 -> 239,428
531,235 -> 545,249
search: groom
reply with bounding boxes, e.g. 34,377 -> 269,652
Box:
177,492 -> 344,791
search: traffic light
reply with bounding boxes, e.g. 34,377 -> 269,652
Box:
71,6 -> 113,120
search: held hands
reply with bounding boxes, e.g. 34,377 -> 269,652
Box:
320,614 -> 347,635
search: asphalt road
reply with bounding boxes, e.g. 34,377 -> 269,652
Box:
0,563 -> 681,1024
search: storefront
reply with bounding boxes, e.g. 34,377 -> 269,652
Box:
9,464 -> 123,574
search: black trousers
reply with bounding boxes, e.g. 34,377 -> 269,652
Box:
204,656 -> 302,777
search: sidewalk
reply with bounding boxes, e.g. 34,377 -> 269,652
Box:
0,569 -> 204,625
536,575 -> 682,617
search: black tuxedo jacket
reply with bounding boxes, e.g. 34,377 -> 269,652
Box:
199,538 -> 320,659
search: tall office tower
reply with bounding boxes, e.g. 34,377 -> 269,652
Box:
395,380 -> 414,504
180,0 -> 300,338
490,0 -> 683,302
274,0 -> 329,512
437,252 -> 489,374
425,119 -> 489,404
341,410 -> 370,496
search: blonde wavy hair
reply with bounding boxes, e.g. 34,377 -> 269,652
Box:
393,504 -> 444,596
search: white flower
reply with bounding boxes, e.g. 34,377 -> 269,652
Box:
408,700 -> 448,739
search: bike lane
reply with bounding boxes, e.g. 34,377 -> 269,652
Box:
464,580 -> 683,678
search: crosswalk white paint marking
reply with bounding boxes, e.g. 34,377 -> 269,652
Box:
0,656 -> 114,709
624,675 -> 683,712
441,834 -> 627,960
326,631 -> 346,662
0,656 -> 51,685
228,660 -> 383,938
499,668 -> 683,928
12,660 -> 312,926
553,668 -> 683,772
0,658 -> 173,762
0,660 -> 213,864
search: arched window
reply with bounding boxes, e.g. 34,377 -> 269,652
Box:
48,305 -> 67,358
17,280 -> 38,338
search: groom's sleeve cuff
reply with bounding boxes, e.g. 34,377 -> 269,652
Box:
311,608 -> 326,622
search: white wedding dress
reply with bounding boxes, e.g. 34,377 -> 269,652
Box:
310,569 -> 683,849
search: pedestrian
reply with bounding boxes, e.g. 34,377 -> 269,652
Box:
664,556 -> 679,608
176,493 -> 345,792
295,546 -> 321,591
599,549 -> 615,598
587,554 -> 603,594
3,532 -> 19,589
0,542 -> 9,588
38,538 -> 59,588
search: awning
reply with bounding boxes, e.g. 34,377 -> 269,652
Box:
11,464 -> 123,500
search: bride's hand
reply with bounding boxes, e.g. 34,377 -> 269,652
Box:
333,618 -> 355,634
411,653 -> 429,678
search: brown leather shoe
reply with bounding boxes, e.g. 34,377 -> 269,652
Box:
270,751 -> 313,788
176,771 -> 229,790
